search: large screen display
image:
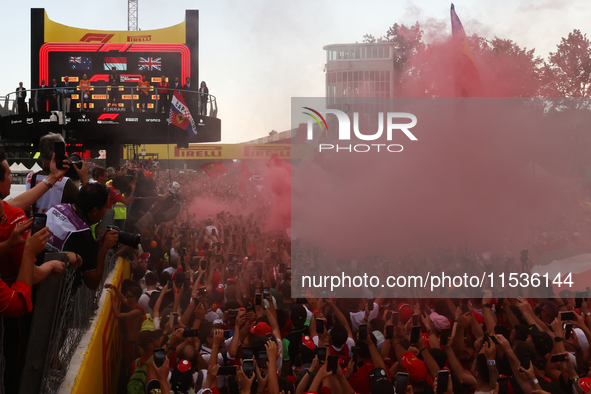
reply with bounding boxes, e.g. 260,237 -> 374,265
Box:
31,9 -> 199,110
43,43 -> 188,84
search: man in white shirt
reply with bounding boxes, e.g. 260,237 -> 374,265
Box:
349,299 -> 381,332
138,272 -> 159,314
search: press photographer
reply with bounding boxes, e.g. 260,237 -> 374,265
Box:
26,133 -> 88,214
45,183 -> 118,290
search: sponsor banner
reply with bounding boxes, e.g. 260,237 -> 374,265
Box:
44,11 -> 186,44
126,144 -> 306,160
67,258 -> 130,394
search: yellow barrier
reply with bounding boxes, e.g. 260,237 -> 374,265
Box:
69,258 -> 130,394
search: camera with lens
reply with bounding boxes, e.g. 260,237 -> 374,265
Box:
65,153 -> 84,180
106,225 -> 141,249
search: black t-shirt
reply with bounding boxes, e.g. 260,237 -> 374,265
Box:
283,326 -> 309,363
63,223 -> 99,289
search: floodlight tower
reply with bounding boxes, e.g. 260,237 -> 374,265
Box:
128,0 -> 138,31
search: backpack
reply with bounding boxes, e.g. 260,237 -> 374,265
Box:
127,355 -> 153,394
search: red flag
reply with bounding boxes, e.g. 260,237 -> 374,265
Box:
169,90 -> 197,137
450,4 -> 481,96
200,162 -> 227,179
239,160 -> 252,195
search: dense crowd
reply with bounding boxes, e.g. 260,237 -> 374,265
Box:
0,132 -> 590,394
100,158 -> 591,394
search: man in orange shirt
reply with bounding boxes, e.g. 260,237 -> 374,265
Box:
138,75 -> 150,112
79,73 -> 91,111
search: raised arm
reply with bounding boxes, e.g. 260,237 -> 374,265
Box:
444,343 -> 477,385
482,291 -> 497,334
153,283 -> 172,319
327,299 -> 353,339
8,154 -> 68,211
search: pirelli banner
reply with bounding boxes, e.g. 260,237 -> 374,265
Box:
31,8 -> 199,89
127,144 -> 307,160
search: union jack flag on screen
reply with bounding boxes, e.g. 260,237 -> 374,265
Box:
138,57 -> 162,71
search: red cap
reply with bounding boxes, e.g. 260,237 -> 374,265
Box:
318,387 -> 332,394
579,377 -> 591,393
250,322 -> 273,336
401,351 -> 428,382
140,252 -> 150,260
177,359 -> 191,373
399,303 -> 414,324
302,335 -> 316,350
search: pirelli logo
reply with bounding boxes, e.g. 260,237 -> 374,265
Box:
243,146 -> 291,158
127,35 -> 152,42
79,33 -> 114,43
174,146 -> 223,158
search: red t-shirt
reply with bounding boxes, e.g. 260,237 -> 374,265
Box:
346,359 -> 392,394
0,202 -> 27,284
0,202 -> 33,317
0,281 -> 32,317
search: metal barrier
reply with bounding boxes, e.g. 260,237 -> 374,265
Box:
18,217 -> 118,393
3,87 -> 217,117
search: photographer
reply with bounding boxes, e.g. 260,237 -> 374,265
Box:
26,133 -> 88,214
45,183 -> 118,290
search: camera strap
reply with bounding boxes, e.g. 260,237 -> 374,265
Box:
31,172 -> 38,213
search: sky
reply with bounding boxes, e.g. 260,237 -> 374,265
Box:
1,0 -> 591,143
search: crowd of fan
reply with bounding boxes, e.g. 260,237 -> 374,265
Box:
0,133 -> 590,394
104,167 -> 591,394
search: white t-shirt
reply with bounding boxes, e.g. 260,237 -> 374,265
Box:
163,266 -> 178,276
312,336 -> 355,357
138,289 -> 157,315
200,345 -> 224,366
205,225 -> 219,243
349,302 -> 379,331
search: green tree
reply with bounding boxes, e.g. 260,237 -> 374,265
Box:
383,22 -> 425,95
543,29 -> 591,97
471,36 -> 544,97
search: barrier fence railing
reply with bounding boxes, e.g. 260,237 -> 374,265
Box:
17,215 -> 118,394
3,87 -> 217,118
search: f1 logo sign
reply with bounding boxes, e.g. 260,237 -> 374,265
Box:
79,33 -> 114,43
98,114 -> 119,120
